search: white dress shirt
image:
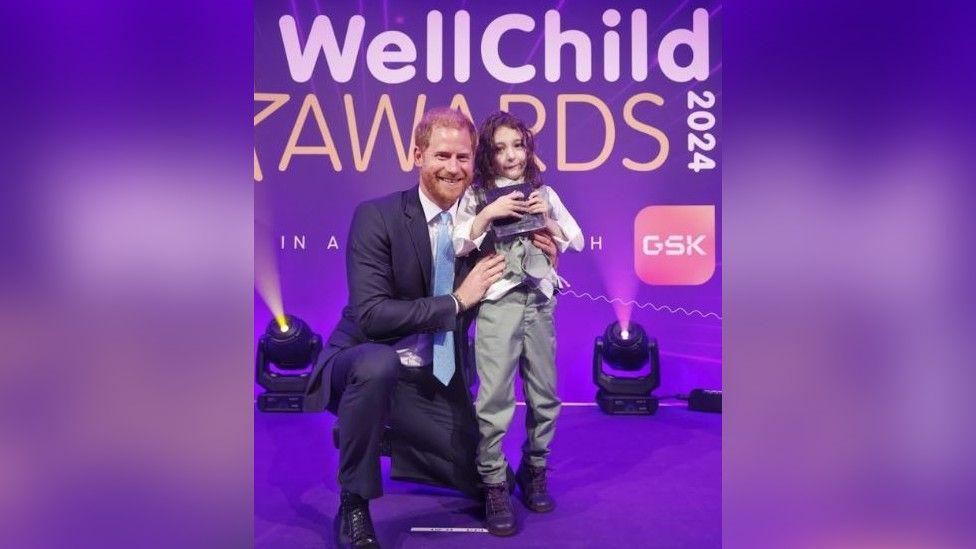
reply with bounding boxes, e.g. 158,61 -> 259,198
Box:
394,187 -> 461,367
453,180 -> 584,302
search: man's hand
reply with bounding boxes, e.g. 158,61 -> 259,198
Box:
530,230 -> 560,269
455,253 -> 506,310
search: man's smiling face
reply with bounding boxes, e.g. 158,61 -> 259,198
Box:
415,125 -> 474,210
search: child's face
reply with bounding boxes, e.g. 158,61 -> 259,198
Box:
491,126 -> 527,181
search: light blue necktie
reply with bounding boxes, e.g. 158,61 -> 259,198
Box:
432,211 -> 456,386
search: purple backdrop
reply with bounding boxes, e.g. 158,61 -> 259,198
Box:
254,0 -> 722,402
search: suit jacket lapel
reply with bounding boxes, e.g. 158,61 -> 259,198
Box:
403,187 -> 432,293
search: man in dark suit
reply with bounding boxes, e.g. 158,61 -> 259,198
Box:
303,107 -> 557,548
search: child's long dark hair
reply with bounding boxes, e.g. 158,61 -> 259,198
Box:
473,111 -> 543,194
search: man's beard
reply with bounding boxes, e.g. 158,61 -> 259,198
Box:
421,172 -> 467,207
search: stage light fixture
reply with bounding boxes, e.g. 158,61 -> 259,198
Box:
255,314 -> 322,412
593,321 -> 661,415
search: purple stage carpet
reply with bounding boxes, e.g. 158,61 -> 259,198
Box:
255,404 -> 721,548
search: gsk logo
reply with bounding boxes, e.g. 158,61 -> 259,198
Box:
642,235 -> 707,256
634,205 -> 715,285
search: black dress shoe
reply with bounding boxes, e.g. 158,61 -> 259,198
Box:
516,462 -> 555,513
483,482 -> 517,537
337,491 -> 380,548
333,424 -> 392,457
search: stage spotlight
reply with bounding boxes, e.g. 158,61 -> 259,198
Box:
593,321 -> 661,415
255,314 -> 322,412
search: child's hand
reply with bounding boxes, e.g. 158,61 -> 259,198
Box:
525,190 -> 550,216
484,190 -> 529,221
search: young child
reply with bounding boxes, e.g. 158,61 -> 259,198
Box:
453,111 -> 583,536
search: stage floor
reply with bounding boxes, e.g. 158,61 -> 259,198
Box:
255,403 -> 721,548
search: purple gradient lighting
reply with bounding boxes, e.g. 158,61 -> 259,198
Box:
594,248 -> 641,333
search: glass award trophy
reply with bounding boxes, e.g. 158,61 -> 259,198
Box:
485,183 -> 546,238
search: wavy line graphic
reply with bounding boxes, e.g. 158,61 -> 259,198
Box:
562,290 -> 722,320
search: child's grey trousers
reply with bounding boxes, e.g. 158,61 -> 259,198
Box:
474,283 -> 561,485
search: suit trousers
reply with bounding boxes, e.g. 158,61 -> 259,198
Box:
474,285 -> 561,485
329,343 -> 481,500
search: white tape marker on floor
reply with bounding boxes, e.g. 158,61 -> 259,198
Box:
410,527 -> 489,533
516,401 -> 684,407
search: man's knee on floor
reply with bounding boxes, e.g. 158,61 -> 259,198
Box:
351,344 -> 399,386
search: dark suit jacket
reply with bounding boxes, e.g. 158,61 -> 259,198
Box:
303,185 -> 479,413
